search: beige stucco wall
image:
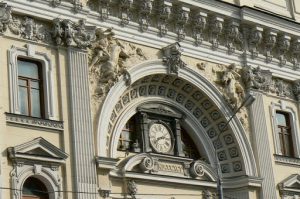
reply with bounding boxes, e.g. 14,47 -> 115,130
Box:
0,37 -> 73,199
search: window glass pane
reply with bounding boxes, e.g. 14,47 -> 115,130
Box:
18,60 -> 39,79
276,112 -> 287,126
31,81 -> 40,89
31,89 -> 41,117
18,79 -> 27,86
19,86 -> 28,115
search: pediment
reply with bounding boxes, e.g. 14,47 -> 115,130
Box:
8,137 -> 68,164
279,174 -> 300,194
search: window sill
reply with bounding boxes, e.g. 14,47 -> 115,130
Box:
274,154 -> 300,166
5,113 -> 64,131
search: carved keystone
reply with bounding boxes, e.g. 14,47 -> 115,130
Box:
162,42 -> 186,74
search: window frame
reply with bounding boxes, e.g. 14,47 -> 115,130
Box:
270,101 -> 300,158
17,58 -> 45,118
8,44 -> 54,120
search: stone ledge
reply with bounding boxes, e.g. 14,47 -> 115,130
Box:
274,154 -> 300,166
5,112 -> 64,131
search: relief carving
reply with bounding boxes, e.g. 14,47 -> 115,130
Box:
218,63 -> 244,108
243,65 -> 295,99
192,11 -> 207,46
119,0 -> 133,26
127,180 -> 137,199
162,42 -> 186,74
0,2 -> 12,33
224,20 -> 243,54
89,28 -> 147,99
156,0 -> 172,37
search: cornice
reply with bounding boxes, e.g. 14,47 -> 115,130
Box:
4,0 -> 300,80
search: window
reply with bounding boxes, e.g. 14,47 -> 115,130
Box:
22,177 -> 49,199
18,59 -> 44,118
118,116 -> 137,151
8,45 -> 54,120
276,111 -> 294,157
181,128 -> 200,159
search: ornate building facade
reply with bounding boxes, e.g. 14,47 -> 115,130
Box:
1,0 -> 300,199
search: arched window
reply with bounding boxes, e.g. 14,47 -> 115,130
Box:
22,177 -> 49,199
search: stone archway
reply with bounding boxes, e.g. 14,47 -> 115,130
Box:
96,60 -> 258,178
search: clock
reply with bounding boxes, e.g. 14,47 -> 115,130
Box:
149,123 -> 173,153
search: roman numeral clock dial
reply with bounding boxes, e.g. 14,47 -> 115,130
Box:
149,123 -> 173,153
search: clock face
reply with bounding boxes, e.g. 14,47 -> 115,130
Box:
149,123 -> 172,153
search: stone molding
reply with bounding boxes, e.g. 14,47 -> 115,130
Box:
6,113 -> 64,131
3,1 -> 300,75
274,155 -> 300,166
96,60 -> 258,179
278,174 -> 300,198
8,44 -> 55,120
7,137 -> 68,199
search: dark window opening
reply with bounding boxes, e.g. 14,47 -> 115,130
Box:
18,58 -> 44,118
181,128 -> 200,159
22,177 -> 49,199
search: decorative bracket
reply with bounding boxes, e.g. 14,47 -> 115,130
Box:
264,29 -> 277,63
174,5 -> 190,41
291,38 -> 300,69
138,0 -> 153,32
225,20 -> 242,54
248,26 -> 263,59
209,15 -> 224,50
192,11 -> 207,46
119,0 -> 133,26
277,34 -> 291,66
156,0 -> 172,37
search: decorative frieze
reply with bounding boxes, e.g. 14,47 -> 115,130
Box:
243,65 -> 295,99
6,113 -> 64,131
52,18 -> 94,48
0,2 -> 12,33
